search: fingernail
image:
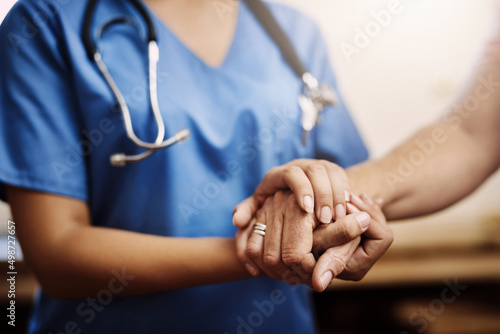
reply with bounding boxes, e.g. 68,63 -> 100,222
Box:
361,193 -> 374,204
375,198 -> 384,206
245,263 -> 259,276
345,190 -> 350,202
355,212 -> 371,230
304,196 -> 314,214
320,271 -> 333,291
335,204 -> 346,220
351,193 -> 362,203
320,206 -> 332,224
347,202 -> 359,213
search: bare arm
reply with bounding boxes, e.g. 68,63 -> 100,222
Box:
235,64 -> 500,225
348,65 -> 500,219
7,186 -> 249,299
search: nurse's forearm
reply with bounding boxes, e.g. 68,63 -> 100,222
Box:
7,186 -> 250,299
43,229 -> 250,298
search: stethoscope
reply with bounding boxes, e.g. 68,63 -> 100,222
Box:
82,0 -> 338,166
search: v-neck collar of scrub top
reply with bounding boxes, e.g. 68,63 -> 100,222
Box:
139,0 -> 244,70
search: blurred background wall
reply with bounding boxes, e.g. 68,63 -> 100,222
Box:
0,1 -> 499,333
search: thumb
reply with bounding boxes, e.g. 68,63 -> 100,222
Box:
313,212 -> 370,253
312,238 -> 360,292
232,196 -> 259,228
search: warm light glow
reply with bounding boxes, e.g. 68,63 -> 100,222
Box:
0,0 -> 17,24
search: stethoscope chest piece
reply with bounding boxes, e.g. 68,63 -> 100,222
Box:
299,73 -> 338,144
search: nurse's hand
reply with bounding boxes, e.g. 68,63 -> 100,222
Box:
235,191 -> 393,292
313,194 -> 393,288
233,159 -> 350,227
235,190 -> 368,291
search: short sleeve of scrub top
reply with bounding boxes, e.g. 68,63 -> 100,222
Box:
0,1 -> 89,201
0,0 -> 368,333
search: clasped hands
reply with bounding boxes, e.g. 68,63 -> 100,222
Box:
233,160 -> 394,292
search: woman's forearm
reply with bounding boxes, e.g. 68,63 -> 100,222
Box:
348,31 -> 500,220
34,228 -> 249,298
347,121 -> 498,220
7,186 -> 250,298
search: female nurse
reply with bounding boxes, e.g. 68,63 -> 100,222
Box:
0,0 -> 368,332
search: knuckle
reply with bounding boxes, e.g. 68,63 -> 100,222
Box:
274,190 -> 288,203
281,249 -> 303,267
305,163 -> 326,175
286,165 -> 303,176
286,194 -> 298,209
318,159 -> 337,170
316,191 -> 332,201
236,247 -> 248,263
262,252 -> 281,268
333,188 -> 346,199
283,167 -> 306,185
350,273 -> 366,282
320,160 -> 339,170
273,198 -> 282,212
328,253 -> 348,272
263,196 -> 273,207
302,212 -> 316,227
266,166 -> 281,177
291,159 -> 305,165
384,229 -> 394,245
246,241 -> 262,260
339,224 -> 357,242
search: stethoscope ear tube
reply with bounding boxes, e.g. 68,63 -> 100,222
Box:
82,0 -> 100,59
83,0 -> 190,166
83,0 -> 157,59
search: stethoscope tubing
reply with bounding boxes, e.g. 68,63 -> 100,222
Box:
83,0 -> 190,165
82,0 -> 335,166
93,42 -> 166,149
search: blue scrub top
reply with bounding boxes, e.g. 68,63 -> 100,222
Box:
0,0 -> 368,333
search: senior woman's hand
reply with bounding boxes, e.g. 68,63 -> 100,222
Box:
235,190 -> 373,292
233,159 -> 393,290
313,193 -> 393,288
